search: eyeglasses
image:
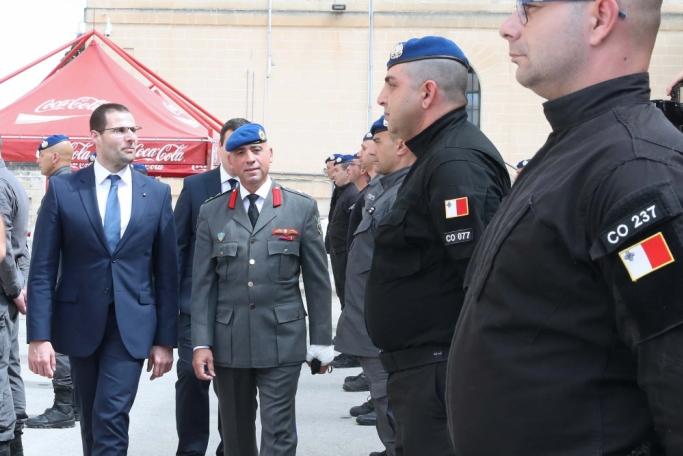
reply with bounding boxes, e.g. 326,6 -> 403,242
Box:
100,126 -> 143,135
515,0 -> 626,25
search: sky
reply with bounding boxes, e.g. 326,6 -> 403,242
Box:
0,0 -> 87,108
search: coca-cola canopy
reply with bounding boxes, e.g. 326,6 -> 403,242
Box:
0,32 -> 222,176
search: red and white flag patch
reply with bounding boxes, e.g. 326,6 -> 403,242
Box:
445,197 -> 469,219
618,232 -> 675,282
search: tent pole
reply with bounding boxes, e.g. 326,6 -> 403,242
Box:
0,31 -> 94,86
42,32 -> 94,81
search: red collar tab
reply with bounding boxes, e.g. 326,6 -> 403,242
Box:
228,189 -> 238,209
272,186 -> 282,207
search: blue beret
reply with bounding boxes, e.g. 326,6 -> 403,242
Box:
370,116 -> 388,136
225,123 -> 267,152
334,154 -> 355,165
387,36 -> 469,70
325,153 -> 341,163
38,134 -> 69,151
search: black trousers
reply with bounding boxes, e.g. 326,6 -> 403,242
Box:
329,252 -> 347,308
175,314 -> 223,456
387,361 -> 455,456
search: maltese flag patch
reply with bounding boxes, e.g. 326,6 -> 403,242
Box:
445,197 -> 469,219
618,232 -> 675,282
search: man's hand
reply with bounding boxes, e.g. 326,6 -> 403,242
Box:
192,348 -> 215,381
146,345 -> 173,380
28,340 -> 56,378
13,288 -> 27,315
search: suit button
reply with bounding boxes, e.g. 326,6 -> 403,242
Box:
283,248 -> 288,253
249,303 -> 255,309
250,238 -> 256,244
112,259 -> 117,263
249,259 -> 255,265
248,281 -> 254,288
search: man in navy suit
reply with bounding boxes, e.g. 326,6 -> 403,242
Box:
174,117 -> 248,456
27,103 -> 179,456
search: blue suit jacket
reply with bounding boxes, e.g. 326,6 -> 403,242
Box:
174,166 -> 221,315
27,165 -> 179,359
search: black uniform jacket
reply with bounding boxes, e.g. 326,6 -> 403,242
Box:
327,182 -> 358,256
365,107 -> 510,352
448,73 -> 683,455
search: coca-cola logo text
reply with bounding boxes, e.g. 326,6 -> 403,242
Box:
134,143 -> 186,162
70,141 -> 188,163
35,97 -> 108,113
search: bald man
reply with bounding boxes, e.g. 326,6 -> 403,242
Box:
27,135 -> 77,430
448,1 -> 683,454
35,135 -> 73,180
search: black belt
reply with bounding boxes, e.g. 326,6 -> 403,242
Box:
379,346 -> 449,373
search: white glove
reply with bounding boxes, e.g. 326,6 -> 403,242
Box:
306,345 -> 335,365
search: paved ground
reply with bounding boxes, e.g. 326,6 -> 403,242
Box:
18,287 -> 383,455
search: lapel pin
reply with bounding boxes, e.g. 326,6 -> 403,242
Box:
217,232 -> 225,242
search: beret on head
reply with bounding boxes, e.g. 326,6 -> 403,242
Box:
38,134 -> 70,152
325,153 -> 341,163
370,116 -> 388,136
387,35 -> 469,70
225,123 -> 267,152
334,154 -> 355,165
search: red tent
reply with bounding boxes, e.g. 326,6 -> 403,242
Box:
0,30 -> 222,176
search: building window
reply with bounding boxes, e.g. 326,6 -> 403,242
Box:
466,68 -> 481,128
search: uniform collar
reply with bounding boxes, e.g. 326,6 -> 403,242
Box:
543,73 -> 651,133
239,176 -> 272,201
405,107 -> 468,159
379,166 -> 411,189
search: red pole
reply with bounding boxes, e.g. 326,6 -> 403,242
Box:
93,31 -> 223,130
0,31 -> 95,86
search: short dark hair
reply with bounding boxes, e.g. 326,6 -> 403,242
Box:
90,103 -> 130,132
219,118 -> 250,146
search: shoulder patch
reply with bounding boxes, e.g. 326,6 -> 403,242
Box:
591,183 -> 683,258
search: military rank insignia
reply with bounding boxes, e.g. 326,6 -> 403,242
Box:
445,197 -> 469,219
618,232 -> 675,282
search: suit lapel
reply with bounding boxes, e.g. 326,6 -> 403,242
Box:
204,167 -> 222,200
252,182 -> 277,235
115,171 -> 148,253
77,166 -> 109,252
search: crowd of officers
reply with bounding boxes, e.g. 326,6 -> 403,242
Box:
2,0 -> 683,455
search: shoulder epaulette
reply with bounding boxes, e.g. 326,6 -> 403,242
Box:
203,188 -> 233,205
281,185 -> 314,201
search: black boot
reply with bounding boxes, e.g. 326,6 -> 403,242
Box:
26,388 -> 75,429
9,434 -> 22,456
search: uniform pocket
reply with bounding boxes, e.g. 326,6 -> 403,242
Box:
267,240 -> 301,282
274,304 -> 307,364
212,242 -> 238,280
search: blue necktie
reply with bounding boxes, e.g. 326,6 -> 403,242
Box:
104,175 -> 121,252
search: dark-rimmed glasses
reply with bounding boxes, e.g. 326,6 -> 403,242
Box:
515,0 -> 626,25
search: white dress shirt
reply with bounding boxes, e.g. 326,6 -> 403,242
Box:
93,159 -> 133,237
219,166 -> 239,193
239,177 -> 272,213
